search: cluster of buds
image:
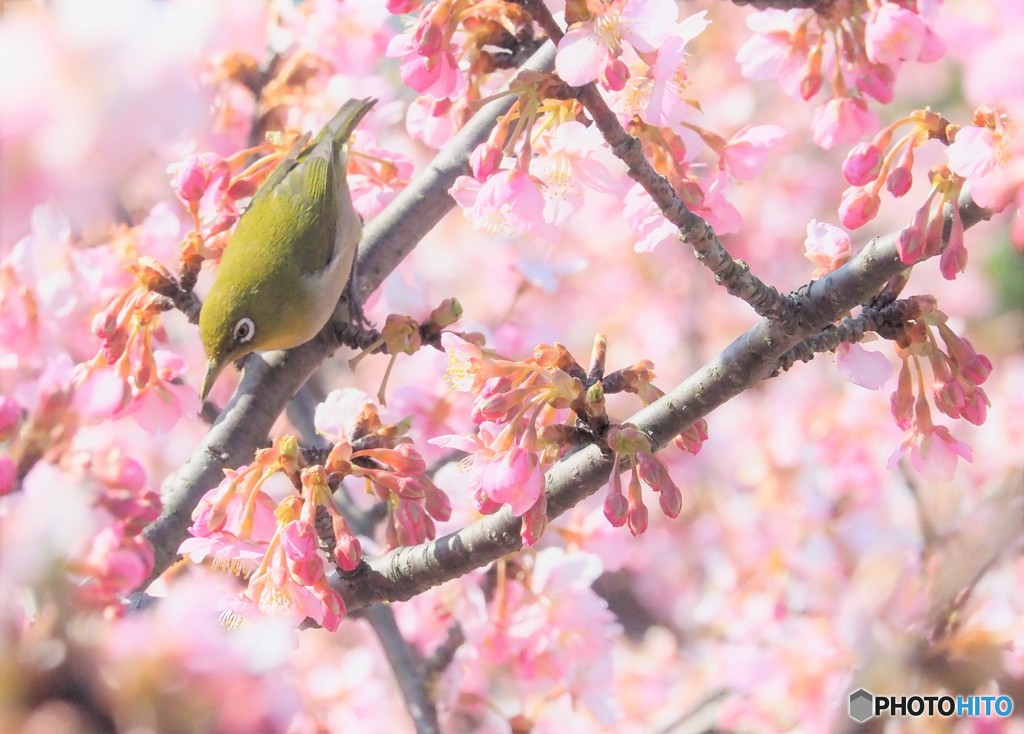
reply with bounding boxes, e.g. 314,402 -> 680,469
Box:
167,133 -> 305,261
66,449 -> 160,612
437,332 -> 705,543
322,403 -> 452,550
73,258 -> 198,433
182,398 -> 452,630
740,1 -> 944,150
886,296 -> 991,481
838,108 -> 978,279
603,425 -> 683,536
386,0 -> 464,100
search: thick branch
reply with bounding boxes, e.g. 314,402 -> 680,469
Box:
334,191 -> 991,610
140,43 -> 557,583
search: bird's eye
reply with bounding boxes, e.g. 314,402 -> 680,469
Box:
233,317 -> 255,344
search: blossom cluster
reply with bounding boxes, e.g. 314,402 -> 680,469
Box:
738,0 -> 945,149
435,332 -> 706,545
179,391 -> 450,630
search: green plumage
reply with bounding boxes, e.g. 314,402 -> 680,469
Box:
199,98 -> 376,400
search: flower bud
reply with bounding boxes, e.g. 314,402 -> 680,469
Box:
843,143 -> 883,186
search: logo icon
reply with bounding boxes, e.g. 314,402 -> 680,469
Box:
849,688 -> 874,722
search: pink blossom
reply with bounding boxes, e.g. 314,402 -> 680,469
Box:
643,13 -> 712,126
865,3 -> 927,67
167,153 -> 230,212
735,9 -> 807,96
623,182 -> 678,253
314,388 -> 376,441
856,62 -> 896,104
534,121 -> 616,226
811,97 -> 879,150
804,219 -> 852,276
279,521 -> 325,587
555,0 -> 679,86
887,423 -> 973,482
477,445 -> 544,517
721,125 -> 786,181
694,169 -> 743,235
110,350 -> 200,435
450,166 -> 551,237
386,28 -> 464,100
835,343 -> 893,390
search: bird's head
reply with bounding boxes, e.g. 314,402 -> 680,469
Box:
198,281 -> 264,402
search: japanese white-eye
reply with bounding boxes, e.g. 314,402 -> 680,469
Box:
199,98 -> 376,401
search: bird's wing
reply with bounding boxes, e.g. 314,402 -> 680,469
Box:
246,98 -> 376,279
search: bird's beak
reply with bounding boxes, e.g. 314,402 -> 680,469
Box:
200,357 -> 227,404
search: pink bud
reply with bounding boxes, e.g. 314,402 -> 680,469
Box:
960,352 -> 993,387
424,484 -> 452,522
961,388 -> 990,426
839,186 -> 881,229
843,143 -> 883,186
0,456 -> 16,496
939,217 -> 968,280
413,21 -> 444,57
886,166 -> 912,197
280,521 -> 323,586
627,502 -> 648,537
386,0 -> 422,13
334,533 -> 362,572
601,58 -> 629,92
471,143 -> 502,181
520,494 -> 547,547
603,491 -> 628,527
856,63 -> 895,104
890,359 -> 914,430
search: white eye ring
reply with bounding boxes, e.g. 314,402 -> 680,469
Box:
233,317 -> 255,344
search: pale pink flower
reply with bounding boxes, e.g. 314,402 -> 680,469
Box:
887,423 -> 973,482
555,0 -> 679,86
835,343 -> 893,390
643,13 -> 711,126
803,219 -> 852,276
722,124 -> 786,181
314,388 -> 376,441
735,9 -> 807,96
405,96 -> 459,148
623,182 -> 677,253
865,3 -> 927,67
450,166 -> 551,238
811,97 -> 879,150
534,121 -> 616,226
111,350 -> 200,435
477,445 -> 544,517
74,523 -> 155,607
386,28 -> 464,100
694,169 -> 743,235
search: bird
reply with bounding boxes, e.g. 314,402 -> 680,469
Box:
198,97 -> 376,402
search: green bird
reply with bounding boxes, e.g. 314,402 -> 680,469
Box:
199,97 -> 376,402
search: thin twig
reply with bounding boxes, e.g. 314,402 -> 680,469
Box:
524,0 -> 796,324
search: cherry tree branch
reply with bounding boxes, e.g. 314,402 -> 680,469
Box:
139,43 -> 558,584
333,191 -> 991,611
358,604 -> 441,734
524,0 -> 796,324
